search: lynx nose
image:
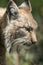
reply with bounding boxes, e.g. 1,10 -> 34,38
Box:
31,36 -> 37,44
30,31 -> 37,44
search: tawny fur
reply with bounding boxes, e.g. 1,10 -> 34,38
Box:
0,0 -> 38,65
0,8 -> 6,18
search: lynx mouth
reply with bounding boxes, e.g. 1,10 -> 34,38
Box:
8,37 -> 34,52
11,37 -> 32,47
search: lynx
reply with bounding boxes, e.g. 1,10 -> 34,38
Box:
0,0 -> 38,65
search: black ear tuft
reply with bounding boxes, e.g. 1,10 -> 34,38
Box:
7,0 -> 19,20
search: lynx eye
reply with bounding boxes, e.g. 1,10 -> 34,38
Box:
25,27 -> 33,32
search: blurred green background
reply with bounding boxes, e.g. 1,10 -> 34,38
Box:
0,0 -> 43,65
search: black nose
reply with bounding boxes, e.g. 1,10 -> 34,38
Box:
32,41 -> 37,45
31,38 -> 37,45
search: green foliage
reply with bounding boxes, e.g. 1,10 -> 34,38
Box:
0,0 -> 8,7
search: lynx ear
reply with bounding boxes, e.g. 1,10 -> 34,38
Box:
19,0 -> 32,12
6,0 -> 19,20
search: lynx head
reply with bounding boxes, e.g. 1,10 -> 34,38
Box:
2,0 -> 38,52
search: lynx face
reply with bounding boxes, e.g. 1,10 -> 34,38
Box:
1,0 -> 38,52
